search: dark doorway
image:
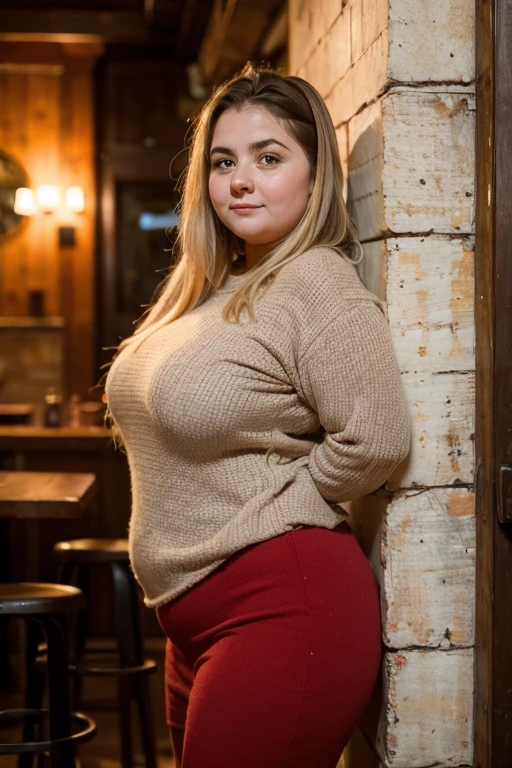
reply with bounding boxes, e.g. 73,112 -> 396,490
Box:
96,55 -> 189,369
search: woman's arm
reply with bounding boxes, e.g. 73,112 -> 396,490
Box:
298,301 -> 411,502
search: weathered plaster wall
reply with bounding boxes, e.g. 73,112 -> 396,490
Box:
289,1 -> 476,766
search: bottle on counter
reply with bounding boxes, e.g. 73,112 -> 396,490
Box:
44,387 -> 62,427
66,393 -> 82,428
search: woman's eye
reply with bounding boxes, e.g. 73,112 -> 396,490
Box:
213,158 -> 234,169
261,155 -> 278,165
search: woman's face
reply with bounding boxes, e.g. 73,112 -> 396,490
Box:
208,106 -> 312,263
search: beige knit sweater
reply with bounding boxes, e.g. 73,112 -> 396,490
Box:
106,247 -> 410,607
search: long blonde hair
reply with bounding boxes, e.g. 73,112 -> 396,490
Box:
113,63 -> 361,355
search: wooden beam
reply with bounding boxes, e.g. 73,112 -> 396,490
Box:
0,9 -> 149,42
0,40 -> 104,64
198,0 -> 284,85
259,5 -> 288,57
144,0 -> 156,26
198,0 -> 238,84
177,0 -> 201,57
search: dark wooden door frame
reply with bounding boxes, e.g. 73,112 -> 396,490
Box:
475,0 -> 512,765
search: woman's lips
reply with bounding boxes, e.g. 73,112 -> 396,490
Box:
230,204 -> 261,213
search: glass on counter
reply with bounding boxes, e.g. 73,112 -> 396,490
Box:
43,387 -> 62,427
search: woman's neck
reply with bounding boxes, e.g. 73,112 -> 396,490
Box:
240,242 -> 272,273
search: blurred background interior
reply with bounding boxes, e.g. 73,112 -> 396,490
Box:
0,2 -> 287,765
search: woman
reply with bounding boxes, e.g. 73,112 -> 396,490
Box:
105,64 -> 410,768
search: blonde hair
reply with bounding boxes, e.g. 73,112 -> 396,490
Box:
111,63 -> 361,359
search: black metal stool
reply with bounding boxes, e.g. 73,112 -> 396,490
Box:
53,538 -> 157,768
0,583 -> 97,768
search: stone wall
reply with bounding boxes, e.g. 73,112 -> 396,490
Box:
288,1 -> 476,766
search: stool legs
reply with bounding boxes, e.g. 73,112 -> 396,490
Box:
112,562 -> 135,768
20,615 -> 74,768
20,622 -> 46,768
112,562 -> 141,667
58,557 -> 157,768
132,674 -> 157,768
44,616 -> 72,744
72,568 -> 90,711
112,561 -> 157,768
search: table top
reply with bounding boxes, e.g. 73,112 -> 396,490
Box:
0,471 -> 98,519
0,425 -> 112,451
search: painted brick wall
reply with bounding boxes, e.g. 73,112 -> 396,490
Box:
288,1 -> 476,766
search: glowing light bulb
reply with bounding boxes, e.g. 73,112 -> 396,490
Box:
14,188 -> 36,216
65,186 -> 85,213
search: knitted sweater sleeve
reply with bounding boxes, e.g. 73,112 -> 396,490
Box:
298,300 -> 410,503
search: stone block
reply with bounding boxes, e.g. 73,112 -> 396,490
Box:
382,488 -> 475,649
378,648 -> 474,767
348,89 -> 475,239
386,235 -> 475,373
389,370 -> 474,489
388,0 -> 475,83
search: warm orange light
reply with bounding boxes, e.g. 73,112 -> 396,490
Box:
65,186 -> 85,213
14,187 -> 36,216
36,185 -> 60,213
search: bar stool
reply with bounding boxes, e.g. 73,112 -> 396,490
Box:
0,583 -> 97,768
53,538 -> 157,768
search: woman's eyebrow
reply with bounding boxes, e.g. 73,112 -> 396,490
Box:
249,138 -> 289,152
210,138 -> 289,157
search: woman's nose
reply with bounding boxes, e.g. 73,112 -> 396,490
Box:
230,167 -> 254,195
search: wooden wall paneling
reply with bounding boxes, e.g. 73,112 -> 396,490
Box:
26,71 -> 61,317
0,70 -> 29,157
491,0 -> 512,764
98,154 -> 116,358
0,43 -> 100,400
102,61 -> 186,150
59,57 -> 96,397
0,72 -> 31,316
474,0 -> 494,763
494,9 -> 512,520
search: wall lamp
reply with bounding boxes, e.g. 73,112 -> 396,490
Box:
14,185 -> 85,215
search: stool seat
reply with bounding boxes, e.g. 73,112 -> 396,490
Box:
54,538 -> 129,563
0,583 -> 84,615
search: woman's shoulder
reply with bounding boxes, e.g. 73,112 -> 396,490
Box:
274,246 -> 382,308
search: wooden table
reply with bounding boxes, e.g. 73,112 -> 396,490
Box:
0,470 -> 98,578
0,471 -> 98,692
0,430 -> 137,637
0,425 -> 112,452
0,470 -> 97,520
